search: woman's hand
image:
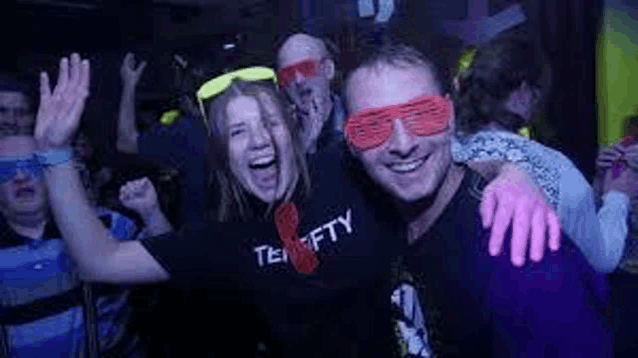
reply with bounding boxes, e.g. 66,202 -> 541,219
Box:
35,53 -> 90,150
596,144 -> 623,170
624,144 -> 638,171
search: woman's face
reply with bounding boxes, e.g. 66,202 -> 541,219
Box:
226,93 -> 296,203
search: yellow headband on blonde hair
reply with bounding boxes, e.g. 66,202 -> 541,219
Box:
196,66 -> 278,132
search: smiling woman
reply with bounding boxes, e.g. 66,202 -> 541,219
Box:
38,53 -> 569,358
206,80 -> 310,221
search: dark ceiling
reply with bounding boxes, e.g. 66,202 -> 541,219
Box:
6,0 -> 279,51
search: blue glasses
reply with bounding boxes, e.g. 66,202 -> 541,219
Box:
0,155 -> 43,184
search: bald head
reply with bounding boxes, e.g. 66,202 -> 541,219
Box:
277,33 -> 330,69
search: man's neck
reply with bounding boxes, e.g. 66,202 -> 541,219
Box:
6,213 -> 48,240
398,164 -> 466,245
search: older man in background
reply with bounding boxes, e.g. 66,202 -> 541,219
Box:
277,33 -> 346,154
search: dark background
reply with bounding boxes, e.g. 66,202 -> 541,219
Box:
0,0 -> 603,178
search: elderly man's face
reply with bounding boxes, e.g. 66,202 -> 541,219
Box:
277,36 -> 333,128
0,91 -> 34,136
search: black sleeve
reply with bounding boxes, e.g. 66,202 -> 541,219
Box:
138,116 -> 210,227
137,115 -> 207,171
140,221 -> 255,291
486,234 -> 613,358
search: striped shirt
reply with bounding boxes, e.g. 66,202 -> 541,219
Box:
0,208 -> 144,357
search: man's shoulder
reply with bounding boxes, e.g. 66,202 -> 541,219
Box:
485,232 -> 609,310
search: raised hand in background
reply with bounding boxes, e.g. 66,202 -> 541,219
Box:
35,53 -> 90,150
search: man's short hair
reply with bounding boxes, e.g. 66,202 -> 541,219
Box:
342,38 -> 450,103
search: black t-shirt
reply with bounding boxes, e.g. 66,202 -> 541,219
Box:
141,145 -> 400,357
138,113 -> 210,227
403,168 -> 613,357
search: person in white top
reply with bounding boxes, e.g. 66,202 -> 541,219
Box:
452,36 -> 629,273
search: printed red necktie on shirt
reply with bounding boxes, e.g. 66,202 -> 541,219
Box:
274,202 -> 319,274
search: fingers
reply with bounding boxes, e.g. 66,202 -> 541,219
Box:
120,180 -> 140,204
68,54 -> 90,96
34,71 -> 51,141
480,187 -> 496,228
528,204 -> 547,262
55,57 -> 69,97
122,53 -> 146,73
510,197 -> 532,266
547,210 -> 561,252
123,52 -> 134,66
141,177 -> 153,189
137,60 -> 148,75
64,56 -> 90,135
597,147 -> 622,168
625,147 -> 638,170
68,54 -> 81,93
121,177 -> 151,197
37,72 -> 51,116
612,142 -> 627,153
488,195 -> 513,257
119,186 -> 130,202
40,71 -> 52,102
79,59 -> 90,98
51,54 -> 90,101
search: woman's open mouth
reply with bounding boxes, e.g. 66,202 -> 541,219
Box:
14,186 -> 35,199
249,155 -> 278,188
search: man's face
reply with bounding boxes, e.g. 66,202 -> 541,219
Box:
347,64 -> 454,203
0,91 -> 34,136
0,137 -> 48,219
277,39 -> 333,124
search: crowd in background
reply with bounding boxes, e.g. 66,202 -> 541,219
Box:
0,8 -> 637,358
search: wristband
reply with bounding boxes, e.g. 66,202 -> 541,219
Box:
36,148 -> 73,167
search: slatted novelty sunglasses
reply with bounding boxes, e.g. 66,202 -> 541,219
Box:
344,94 -> 452,151
277,59 -> 325,88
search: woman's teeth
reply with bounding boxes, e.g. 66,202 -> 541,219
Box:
250,156 -> 276,169
15,187 -> 35,198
